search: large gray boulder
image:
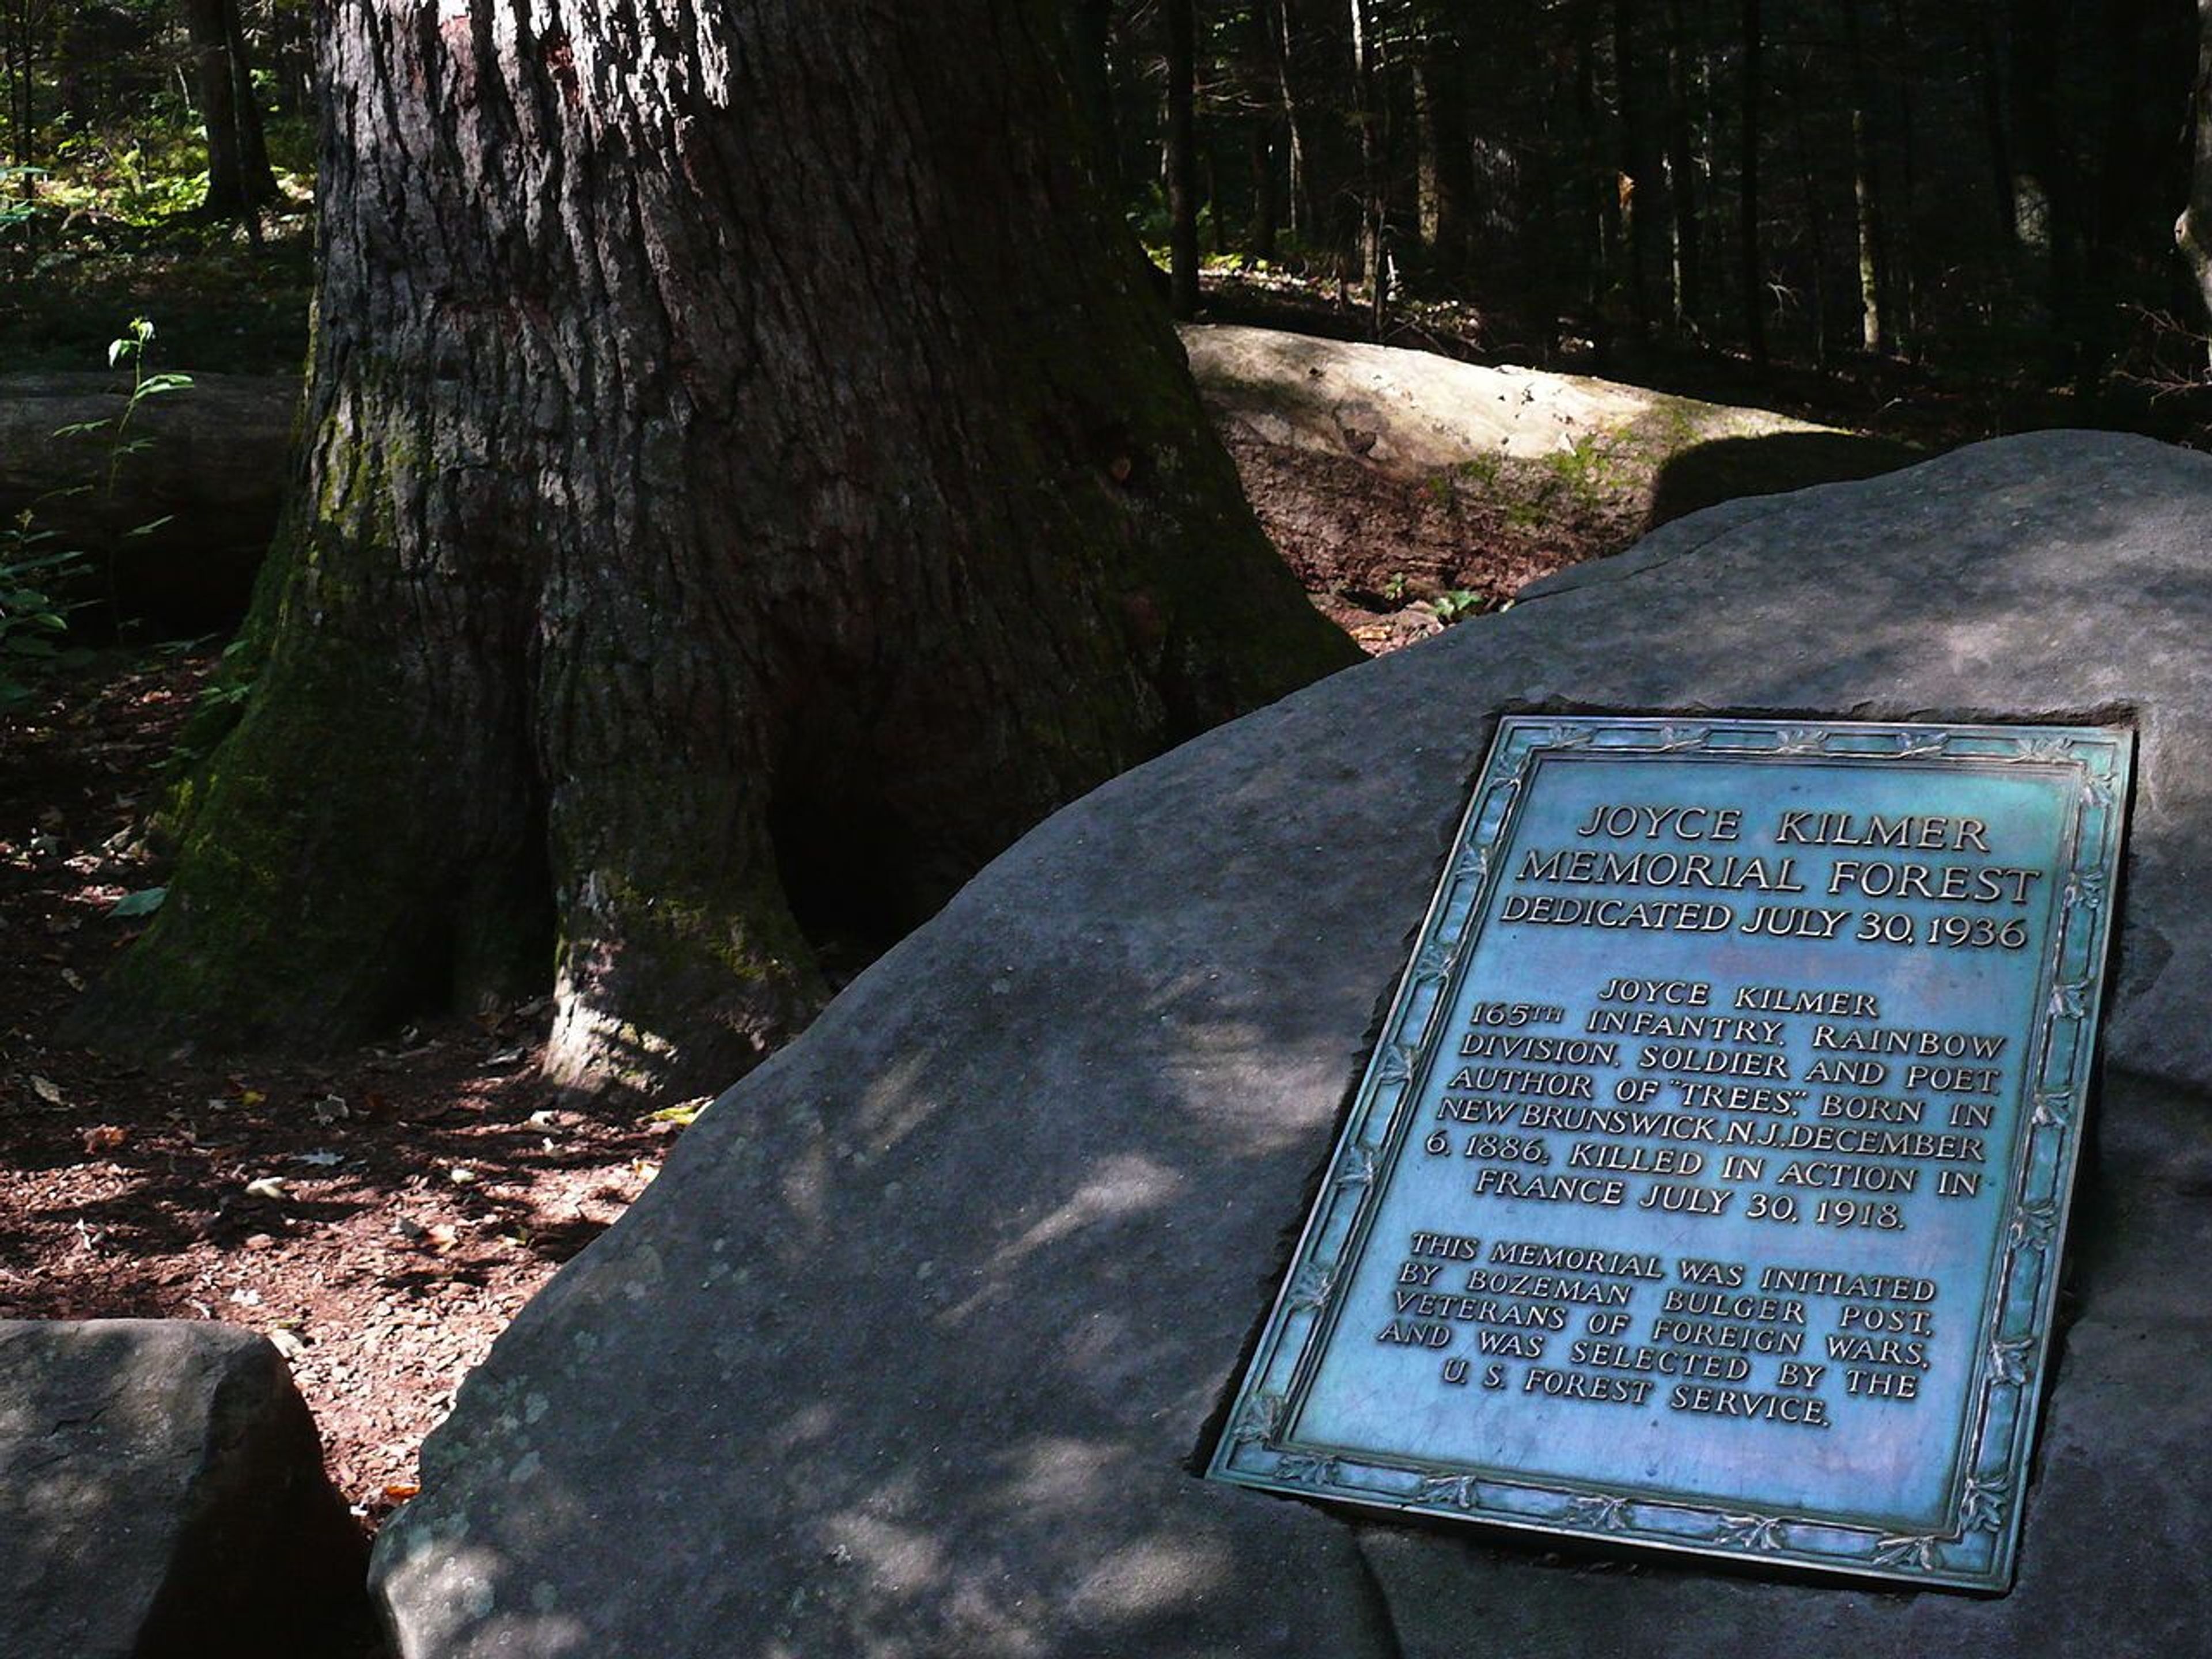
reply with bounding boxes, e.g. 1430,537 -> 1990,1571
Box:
374,431 -> 2212,1657
0,1320 -> 369,1659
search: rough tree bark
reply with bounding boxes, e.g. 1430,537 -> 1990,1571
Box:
78,0 -> 1359,1097
1068,0 -> 1120,191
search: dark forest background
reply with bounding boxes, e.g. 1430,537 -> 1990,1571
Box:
1082,0 -> 2209,421
7,1 -> 2212,431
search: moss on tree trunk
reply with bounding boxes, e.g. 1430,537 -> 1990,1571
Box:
75,0 -> 1359,1099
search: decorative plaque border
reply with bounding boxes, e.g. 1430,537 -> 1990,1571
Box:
1207,716 -> 2133,1591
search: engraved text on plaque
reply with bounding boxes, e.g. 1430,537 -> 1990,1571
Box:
1209,717 -> 2131,1590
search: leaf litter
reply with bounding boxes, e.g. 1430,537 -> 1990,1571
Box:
0,650 -> 678,1562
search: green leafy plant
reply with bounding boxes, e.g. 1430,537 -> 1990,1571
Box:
1453,449 -> 1505,490
1542,431 -> 1614,511
50,317 -> 194,628
0,512 -> 89,709
55,316 -> 195,499
0,318 -> 203,709
0,165 -> 48,238
1427,588 -> 1487,626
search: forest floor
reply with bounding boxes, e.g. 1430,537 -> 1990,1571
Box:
0,233 -> 1646,1563
0,477 -> 1556,1566
0,649 -> 677,1544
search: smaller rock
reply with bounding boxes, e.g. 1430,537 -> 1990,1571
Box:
0,1319 -> 370,1659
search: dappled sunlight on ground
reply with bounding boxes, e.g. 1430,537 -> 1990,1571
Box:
0,652 -> 676,1545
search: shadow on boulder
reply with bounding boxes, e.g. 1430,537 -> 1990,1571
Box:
1647,431 -> 1924,528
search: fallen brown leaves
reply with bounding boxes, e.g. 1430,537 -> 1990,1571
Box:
0,652 -> 675,1532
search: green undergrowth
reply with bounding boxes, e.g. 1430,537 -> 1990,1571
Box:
2,224 -> 313,375
1,123 -> 315,375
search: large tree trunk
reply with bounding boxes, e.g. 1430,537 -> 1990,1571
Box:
78,0 -> 1358,1099
1068,0 -> 1120,192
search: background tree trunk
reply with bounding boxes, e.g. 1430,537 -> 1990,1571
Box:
1165,0 -> 1202,316
1266,0 -> 1314,241
181,0 -> 277,216
78,0 -> 1358,1099
1612,0 -> 1654,334
1576,20 -> 1616,355
1786,44 -> 1834,366
1249,116 -> 1279,260
1349,0 -> 1386,332
4,0 -> 33,165
221,0 -> 275,194
2008,0 -> 2081,378
2182,0 -> 2212,360
1846,0 -> 1885,353
1410,7 -> 1472,282
1664,0 -> 1704,332
1739,0 -> 1767,361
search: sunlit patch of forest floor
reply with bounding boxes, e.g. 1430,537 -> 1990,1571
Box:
1188,263 -> 2212,647
1192,261 -> 2193,453
0,649 -> 675,1546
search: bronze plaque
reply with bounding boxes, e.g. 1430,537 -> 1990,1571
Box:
1210,717 -> 2131,1590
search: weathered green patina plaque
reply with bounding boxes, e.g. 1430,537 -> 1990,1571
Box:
1210,717 -> 2131,1590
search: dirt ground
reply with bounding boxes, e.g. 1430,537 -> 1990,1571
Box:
0,650 -> 676,1540
0,511 -> 1585,1579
